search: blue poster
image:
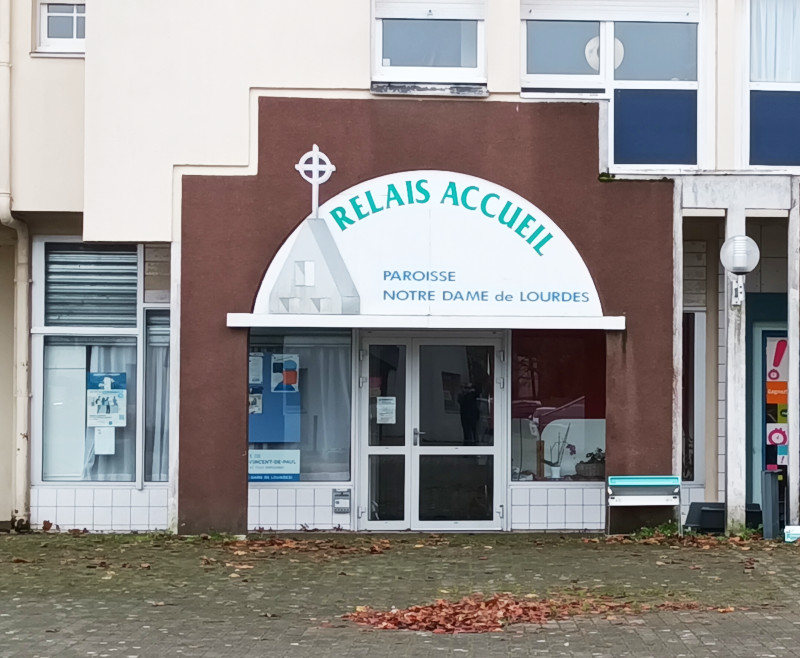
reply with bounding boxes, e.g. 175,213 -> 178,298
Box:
248,352 -> 301,444
86,372 -> 127,427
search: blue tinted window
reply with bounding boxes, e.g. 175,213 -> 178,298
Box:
750,91 -> 800,166
614,89 -> 697,165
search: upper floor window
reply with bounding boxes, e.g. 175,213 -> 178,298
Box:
373,1 -> 486,87
521,1 -> 700,169
38,3 -> 85,54
749,0 -> 800,166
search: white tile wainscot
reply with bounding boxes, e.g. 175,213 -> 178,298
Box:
510,482 -> 606,531
30,486 -> 170,532
248,486 -> 352,531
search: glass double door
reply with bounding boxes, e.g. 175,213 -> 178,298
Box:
359,335 -> 503,530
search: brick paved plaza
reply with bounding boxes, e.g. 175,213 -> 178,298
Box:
2,532 -> 800,657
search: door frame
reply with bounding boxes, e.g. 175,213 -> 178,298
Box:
356,330 -> 509,531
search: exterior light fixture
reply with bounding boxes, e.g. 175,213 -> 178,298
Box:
720,235 -> 760,307
720,235 -> 760,274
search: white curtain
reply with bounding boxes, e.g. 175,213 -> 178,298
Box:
279,336 -> 351,479
82,345 -> 137,481
145,342 -> 170,481
751,0 -> 800,82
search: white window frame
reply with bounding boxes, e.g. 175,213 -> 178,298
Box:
743,0 -> 800,172
30,237 -> 170,489
372,2 -> 487,85
36,2 -> 85,55
519,1 -> 712,174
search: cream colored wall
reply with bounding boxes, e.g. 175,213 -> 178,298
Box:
10,0 -> 84,212
0,233 -> 14,524
715,0 -> 745,170
84,0 -> 374,242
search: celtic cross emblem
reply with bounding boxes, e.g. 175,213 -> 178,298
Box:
295,144 -> 336,218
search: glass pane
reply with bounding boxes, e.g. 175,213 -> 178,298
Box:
511,331 -> 605,482
248,331 -> 351,481
750,91 -> 800,166
144,310 -> 170,482
614,22 -> 697,81
43,336 -> 137,482
48,15 -> 74,38
527,21 -> 600,75
369,455 -> 404,521
614,89 -> 697,165
382,19 -> 477,68
76,16 -> 85,39
369,345 -> 406,446
751,0 -> 800,82
419,345 -> 493,447
418,455 -> 493,521
48,4 -> 75,14
682,314 -> 695,481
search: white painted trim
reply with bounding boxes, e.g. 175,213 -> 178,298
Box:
789,178 -> 800,524
673,178 -> 683,492
168,184 -> 182,533
690,311 -> 707,485
134,246 -> 145,492
228,313 -> 626,330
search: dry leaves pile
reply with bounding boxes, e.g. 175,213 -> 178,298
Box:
224,537 -> 392,560
344,593 -> 703,634
585,533 -> 764,549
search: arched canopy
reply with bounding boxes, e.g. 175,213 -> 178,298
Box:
228,171 -> 624,330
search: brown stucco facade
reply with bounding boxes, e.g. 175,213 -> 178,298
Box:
178,96 -> 674,534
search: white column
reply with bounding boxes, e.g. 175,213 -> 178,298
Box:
673,180 -> 684,485
788,178 -> 800,525
725,208 -> 747,532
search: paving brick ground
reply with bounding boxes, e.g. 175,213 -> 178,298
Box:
2,532 -> 800,657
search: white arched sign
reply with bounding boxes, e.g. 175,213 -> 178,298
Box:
228,171 -> 624,329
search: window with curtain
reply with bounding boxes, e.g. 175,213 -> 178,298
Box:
38,241 -> 170,484
43,336 -> 137,482
145,310 -> 170,482
248,330 -> 352,482
750,0 -> 800,165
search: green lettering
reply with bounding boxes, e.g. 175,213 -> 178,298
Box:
331,206 -> 355,231
365,190 -> 384,214
349,195 -> 368,220
415,179 -> 430,204
440,182 -> 460,206
498,201 -> 521,228
480,193 -> 500,218
460,185 -> 479,211
525,224 -> 545,245
514,213 -> 535,238
386,184 -> 405,208
533,233 -> 553,255
405,180 -> 415,204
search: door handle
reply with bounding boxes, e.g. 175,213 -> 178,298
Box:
413,428 -> 426,446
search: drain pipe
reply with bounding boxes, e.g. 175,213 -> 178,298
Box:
0,0 -> 31,530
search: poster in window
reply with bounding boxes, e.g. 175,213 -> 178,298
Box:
248,353 -> 264,385
249,393 -> 263,414
94,426 -> 116,455
271,354 -> 300,393
248,449 -> 300,481
376,397 -> 396,424
86,372 -> 127,427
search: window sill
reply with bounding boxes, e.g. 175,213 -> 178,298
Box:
371,82 -> 489,98
30,50 -> 84,59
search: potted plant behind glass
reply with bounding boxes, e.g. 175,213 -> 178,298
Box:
575,448 -> 605,479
